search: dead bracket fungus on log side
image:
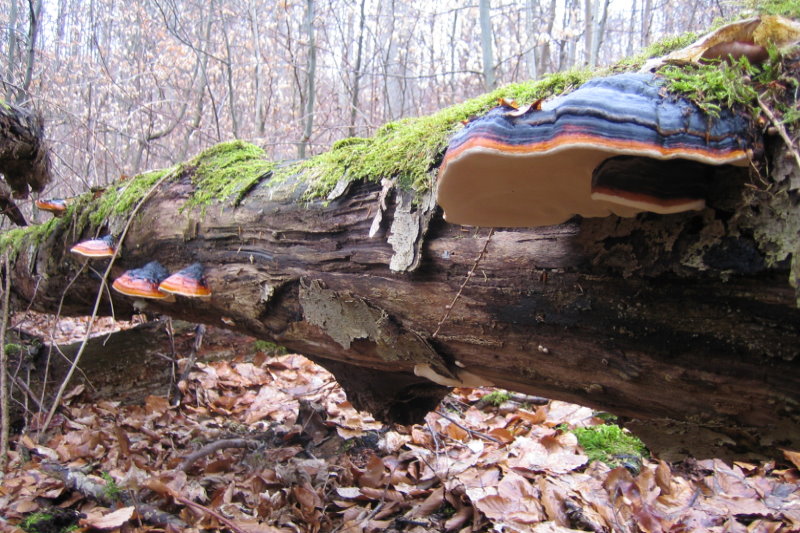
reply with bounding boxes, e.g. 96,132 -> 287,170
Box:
437,73 -> 758,228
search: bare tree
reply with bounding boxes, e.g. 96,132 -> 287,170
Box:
348,0 -> 367,138
299,0 -> 317,159
479,0 -> 495,91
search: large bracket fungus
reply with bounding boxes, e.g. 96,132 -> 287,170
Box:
437,73 -> 758,228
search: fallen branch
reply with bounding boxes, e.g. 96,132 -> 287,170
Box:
41,462 -> 187,528
177,437 -> 256,473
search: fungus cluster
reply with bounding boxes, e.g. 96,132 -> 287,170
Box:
69,235 -> 211,301
112,262 -> 212,300
436,73 -> 754,228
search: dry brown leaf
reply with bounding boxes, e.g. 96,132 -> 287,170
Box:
414,486 -> 444,517
782,449 -> 800,469
81,506 -> 135,530
469,471 -> 544,525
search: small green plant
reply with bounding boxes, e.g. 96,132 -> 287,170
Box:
252,340 -> 288,355
4,343 -> 22,356
21,512 -> 54,533
593,411 -> 618,422
572,424 -> 648,468
659,57 -> 761,117
101,471 -> 122,501
482,390 -> 511,406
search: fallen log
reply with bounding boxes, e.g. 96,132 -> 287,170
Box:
3,64 -> 800,460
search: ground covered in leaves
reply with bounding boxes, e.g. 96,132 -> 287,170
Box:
1,329 -> 800,532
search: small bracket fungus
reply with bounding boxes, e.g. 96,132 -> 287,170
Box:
437,73 -> 755,228
35,198 -> 68,217
413,363 -> 494,388
158,263 -> 212,298
70,235 -> 116,258
112,261 -> 171,300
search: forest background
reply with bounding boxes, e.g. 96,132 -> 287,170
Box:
2,0 -> 736,209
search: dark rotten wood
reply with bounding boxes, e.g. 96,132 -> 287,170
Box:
5,140 -> 800,460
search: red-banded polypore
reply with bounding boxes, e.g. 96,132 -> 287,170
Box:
112,261 -> 171,300
70,235 -> 116,259
35,198 -> 68,217
158,263 -> 212,298
437,73 -> 756,228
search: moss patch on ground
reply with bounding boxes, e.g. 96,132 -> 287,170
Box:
573,424 -> 649,468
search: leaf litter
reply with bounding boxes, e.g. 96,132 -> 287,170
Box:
1,331 -> 799,532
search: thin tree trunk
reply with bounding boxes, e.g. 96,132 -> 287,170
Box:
589,0 -> 610,67
0,253 -> 10,470
222,20 -> 239,139
5,0 -> 19,101
19,0 -> 43,102
348,0 -> 367,138
641,0 -> 653,48
248,0 -> 266,136
299,0 -> 317,159
479,0 -> 496,91
526,0 -> 538,79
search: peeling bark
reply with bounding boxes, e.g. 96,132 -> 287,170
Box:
4,135 -> 800,460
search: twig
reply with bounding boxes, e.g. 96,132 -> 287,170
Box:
11,374 -> 44,413
177,437 -> 255,472
171,323 -> 205,406
433,409 -> 502,444
0,252 -> 11,470
38,171 -> 173,441
758,93 -> 800,170
172,493 -> 249,533
432,228 -> 494,339
41,462 -> 186,528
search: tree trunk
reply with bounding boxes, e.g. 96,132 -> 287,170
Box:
479,0 -> 496,91
348,0 -> 367,138
3,133 -> 800,459
298,0 -> 317,159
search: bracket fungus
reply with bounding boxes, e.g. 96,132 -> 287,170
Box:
35,198 -> 68,217
112,261 -> 171,300
158,263 -> 212,298
437,73 -> 755,228
70,235 -> 116,258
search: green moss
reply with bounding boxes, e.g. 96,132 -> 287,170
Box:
182,140 -> 275,210
616,32 -> 700,69
660,59 -> 761,117
4,343 -> 22,355
748,0 -> 800,17
84,168 -> 172,228
252,339 -> 287,355
0,216 -> 64,260
21,512 -> 54,533
101,471 -> 122,501
278,68 -> 594,198
482,390 -> 511,406
573,424 -> 648,467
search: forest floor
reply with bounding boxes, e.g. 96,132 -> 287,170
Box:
1,319 -> 799,533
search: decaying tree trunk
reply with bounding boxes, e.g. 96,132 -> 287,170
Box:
0,101 -> 51,225
3,130 -> 800,460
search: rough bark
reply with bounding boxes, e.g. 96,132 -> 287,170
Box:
3,133 -> 800,460
0,101 -> 51,225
